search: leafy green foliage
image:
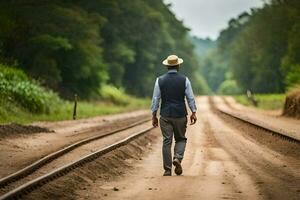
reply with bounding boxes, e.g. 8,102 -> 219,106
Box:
218,80 -> 241,95
0,64 -> 60,113
0,0 -> 205,98
100,85 -> 132,106
0,66 -> 150,124
197,0 -> 300,94
281,23 -> 300,88
192,73 -> 211,95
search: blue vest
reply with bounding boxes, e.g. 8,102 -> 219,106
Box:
158,72 -> 187,118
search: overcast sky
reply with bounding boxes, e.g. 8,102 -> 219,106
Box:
164,0 -> 264,40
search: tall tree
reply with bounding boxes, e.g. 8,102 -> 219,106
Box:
0,0 -> 207,98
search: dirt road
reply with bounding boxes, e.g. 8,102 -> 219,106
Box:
75,96 -> 300,200
1,96 -> 299,200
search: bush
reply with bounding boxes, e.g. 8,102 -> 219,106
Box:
285,66 -> 300,89
100,85 -> 131,106
218,79 -> 241,95
193,73 -> 211,95
0,64 -> 61,113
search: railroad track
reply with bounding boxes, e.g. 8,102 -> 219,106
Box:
209,96 -> 300,143
0,119 -> 154,200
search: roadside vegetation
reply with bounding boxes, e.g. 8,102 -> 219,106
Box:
234,94 -> 286,110
0,64 -> 149,124
193,0 -> 300,95
0,0 -> 207,124
1,0 -> 299,123
191,0 -> 300,116
0,0 -> 209,99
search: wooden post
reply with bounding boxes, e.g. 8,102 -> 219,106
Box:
246,90 -> 258,107
73,94 -> 77,120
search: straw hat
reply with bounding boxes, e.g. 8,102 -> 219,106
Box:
162,55 -> 183,66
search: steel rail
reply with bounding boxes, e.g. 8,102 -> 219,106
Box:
0,126 -> 154,200
217,109 -> 300,143
0,118 -> 151,187
210,97 -> 300,143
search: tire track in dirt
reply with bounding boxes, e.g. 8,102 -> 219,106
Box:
208,96 -> 300,200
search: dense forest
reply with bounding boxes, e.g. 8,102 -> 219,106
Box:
1,0 -> 299,101
0,0 -> 208,99
198,0 -> 300,95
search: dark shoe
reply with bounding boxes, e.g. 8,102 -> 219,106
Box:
173,159 -> 182,175
163,170 -> 171,176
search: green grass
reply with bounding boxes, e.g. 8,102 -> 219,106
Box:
234,94 -> 286,110
0,98 -> 150,124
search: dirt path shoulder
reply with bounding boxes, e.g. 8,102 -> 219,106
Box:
221,96 -> 300,141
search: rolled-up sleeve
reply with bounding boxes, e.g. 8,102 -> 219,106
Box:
150,78 -> 161,114
185,77 -> 197,112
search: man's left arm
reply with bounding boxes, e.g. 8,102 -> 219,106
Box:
185,77 -> 197,125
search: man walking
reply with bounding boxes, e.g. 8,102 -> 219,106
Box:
151,54 -> 197,176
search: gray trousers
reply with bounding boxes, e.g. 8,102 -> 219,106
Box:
159,116 -> 187,171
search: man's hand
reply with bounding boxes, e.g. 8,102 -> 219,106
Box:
152,116 -> 158,127
190,112 -> 197,125
152,111 -> 158,127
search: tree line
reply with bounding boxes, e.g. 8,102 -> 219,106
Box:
0,0 -> 207,99
199,0 -> 300,94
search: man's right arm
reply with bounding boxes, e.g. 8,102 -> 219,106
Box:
150,78 -> 161,127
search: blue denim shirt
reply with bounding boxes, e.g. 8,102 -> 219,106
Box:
151,69 -> 197,114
